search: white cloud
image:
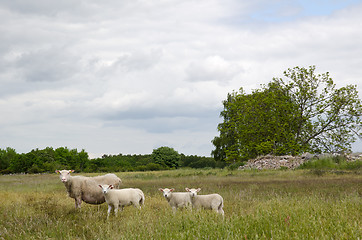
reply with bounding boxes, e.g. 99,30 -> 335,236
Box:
186,55 -> 242,83
1,0 -> 362,156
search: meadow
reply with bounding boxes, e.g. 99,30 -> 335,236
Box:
0,169 -> 361,239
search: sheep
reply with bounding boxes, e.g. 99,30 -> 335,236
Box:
98,185 -> 145,217
55,169 -> 122,209
185,188 -> 224,216
159,188 -> 192,213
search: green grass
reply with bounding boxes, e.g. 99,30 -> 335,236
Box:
299,157 -> 362,170
0,169 -> 361,239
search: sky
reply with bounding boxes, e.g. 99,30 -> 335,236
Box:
1,0 -> 362,158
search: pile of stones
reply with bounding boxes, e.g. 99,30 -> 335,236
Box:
238,152 -> 362,170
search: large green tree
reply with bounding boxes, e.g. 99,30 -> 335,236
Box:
212,82 -> 301,163
212,66 -> 362,163
151,146 -> 180,169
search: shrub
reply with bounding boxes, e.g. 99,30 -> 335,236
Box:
28,164 -> 43,174
227,162 -> 243,170
136,163 -> 165,171
299,156 -> 362,170
342,160 -> 362,170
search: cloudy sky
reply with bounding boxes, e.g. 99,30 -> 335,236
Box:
1,0 -> 362,158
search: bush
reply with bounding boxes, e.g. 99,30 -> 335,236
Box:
136,163 -> 165,171
189,159 -> 216,168
0,169 -> 12,174
227,162 -> 243,170
28,164 -> 44,174
215,160 -> 227,168
299,156 -> 362,170
342,160 -> 362,170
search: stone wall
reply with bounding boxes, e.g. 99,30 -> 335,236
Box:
238,153 -> 362,170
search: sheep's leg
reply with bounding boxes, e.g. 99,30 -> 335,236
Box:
212,203 -> 225,219
212,207 -> 219,213
172,206 -> 177,214
138,198 -> 144,209
211,202 -> 221,213
218,207 -> 225,220
107,205 -> 112,218
217,202 -> 225,217
219,208 -> 225,216
140,197 -> 145,207
119,205 -> 124,211
133,201 -> 141,209
75,198 -> 82,209
114,205 -> 119,216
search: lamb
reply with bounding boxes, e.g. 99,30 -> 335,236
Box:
159,188 -> 192,213
55,169 -> 122,209
98,185 -> 145,217
185,188 -> 224,216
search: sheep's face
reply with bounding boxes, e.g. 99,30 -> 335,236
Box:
55,170 -> 74,183
159,188 -> 174,199
185,188 -> 201,198
99,184 -> 114,194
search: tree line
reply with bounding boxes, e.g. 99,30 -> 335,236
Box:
0,146 -> 225,174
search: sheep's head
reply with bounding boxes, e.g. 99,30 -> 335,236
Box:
99,184 -> 114,194
55,169 -> 74,183
159,188 -> 174,199
185,188 -> 201,198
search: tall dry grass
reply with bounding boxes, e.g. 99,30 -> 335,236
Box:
0,169 -> 361,239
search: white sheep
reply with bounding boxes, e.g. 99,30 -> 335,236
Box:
185,188 -> 224,216
159,188 -> 192,213
55,169 -> 122,209
98,185 -> 145,217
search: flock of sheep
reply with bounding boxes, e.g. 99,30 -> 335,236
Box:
55,170 -> 224,218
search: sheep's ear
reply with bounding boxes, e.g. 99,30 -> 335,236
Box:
55,170 -> 59,174
196,188 -> 201,192
98,185 -> 102,188
170,188 -> 174,192
109,185 -> 114,189
70,170 -> 75,173
185,188 -> 190,192
159,188 -> 164,192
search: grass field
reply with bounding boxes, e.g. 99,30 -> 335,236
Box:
0,169 -> 361,239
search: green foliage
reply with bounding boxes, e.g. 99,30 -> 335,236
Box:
213,82 -> 301,163
274,66 -> 362,153
0,147 -> 18,174
213,66 -> 362,163
299,156 -> 362,170
0,147 -> 89,174
227,161 -> 243,170
151,146 -> 180,169
86,154 -> 157,172
0,146 -> 219,174
179,154 -> 224,169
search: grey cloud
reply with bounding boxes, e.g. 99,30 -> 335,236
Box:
102,105 -> 219,121
92,96 -> 222,134
110,50 -> 163,72
15,48 -> 79,82
0,0 -> 107,20
103,114 -> 220,134
0,0 -> 82,16
127,116 -> 219,134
